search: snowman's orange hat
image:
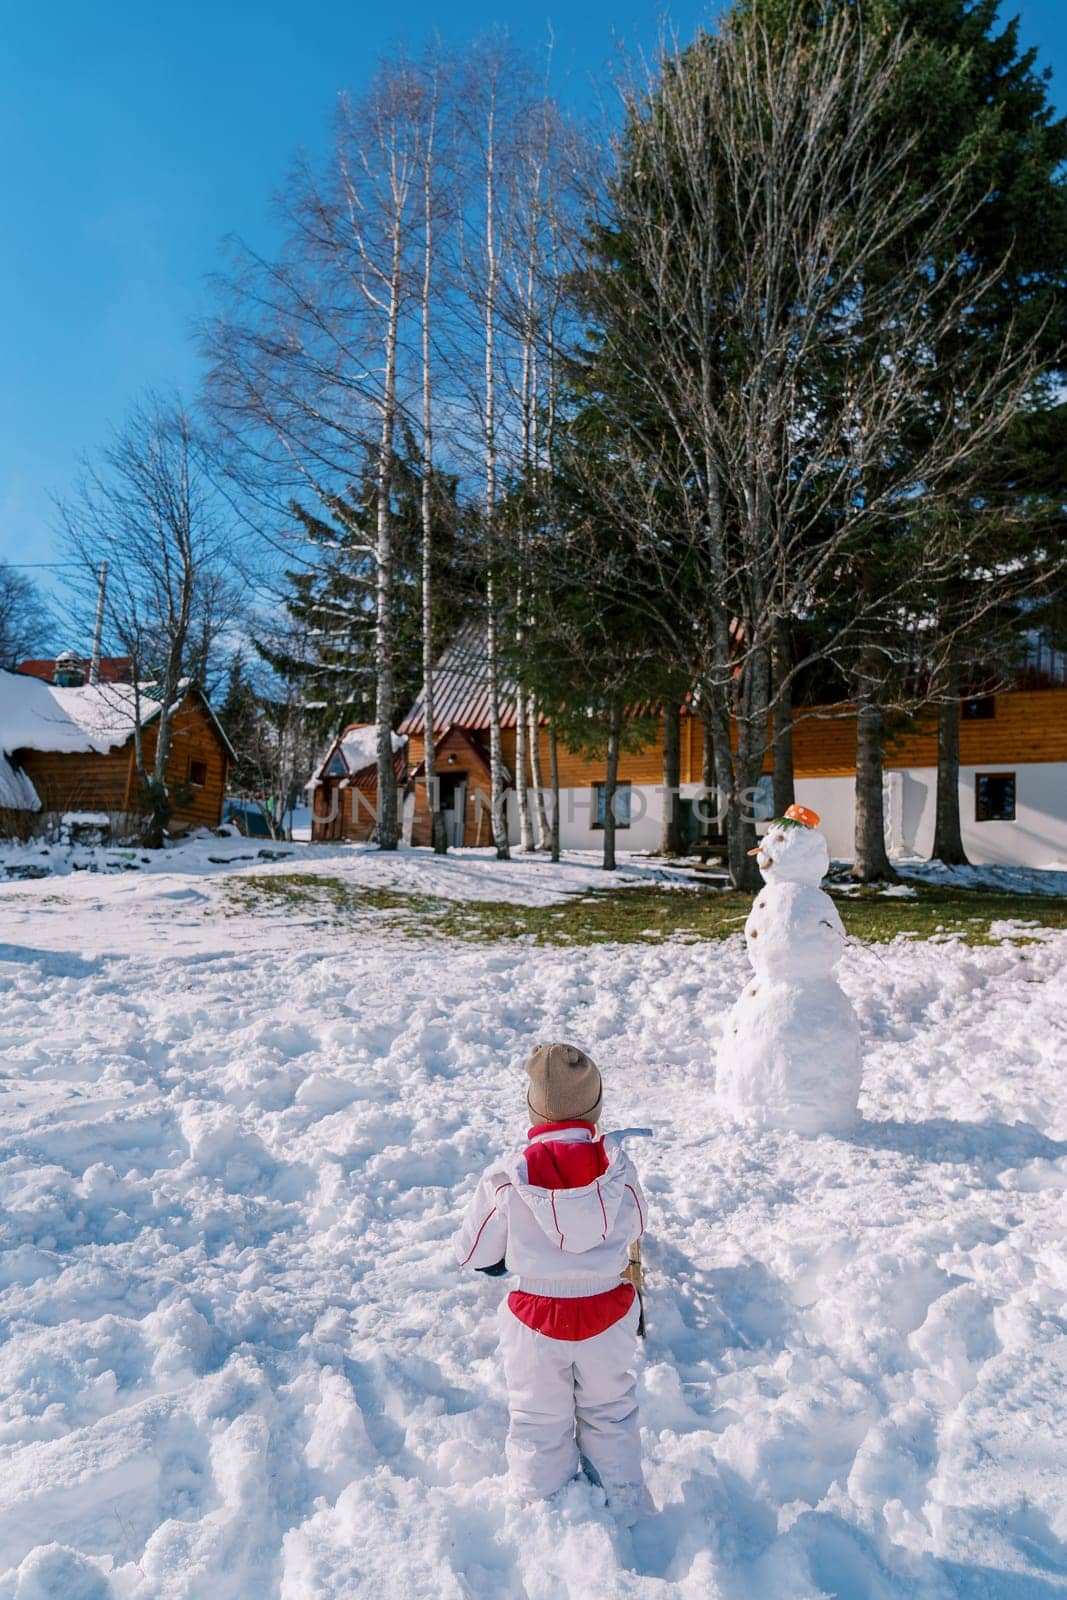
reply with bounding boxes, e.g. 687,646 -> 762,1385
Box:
747,802 -> 821,854
784,803 -> 820,829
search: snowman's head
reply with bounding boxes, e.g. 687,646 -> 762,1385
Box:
750,816 -> 829,885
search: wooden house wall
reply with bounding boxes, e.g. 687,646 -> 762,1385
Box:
142,696 -> 229,827
16,746 -> 131,814
676,690 -> 1067,782
343,784 -> 381,843
407,727 -> 495,848
314,687 -> 1066,846
494,689 -> 1067,790
14,693 -> 229,829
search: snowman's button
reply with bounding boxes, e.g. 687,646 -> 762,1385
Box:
749,928 -> 758,937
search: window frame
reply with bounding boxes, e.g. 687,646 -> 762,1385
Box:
188,758 -> 208,789
961,695 -> 996,720
974,771 -> 1016,823
591,780 -> 632,831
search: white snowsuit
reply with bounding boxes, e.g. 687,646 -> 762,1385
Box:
452,1122 -> 649,1514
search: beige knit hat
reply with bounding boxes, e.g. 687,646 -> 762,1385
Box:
525,1042 -> 603,1125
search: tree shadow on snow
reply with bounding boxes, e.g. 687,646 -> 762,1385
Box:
848,1115 -> 1067,1171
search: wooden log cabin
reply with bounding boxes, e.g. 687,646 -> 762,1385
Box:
311,621 -> 1067,869
309,724 -> 408,843
0,667 -> 233,835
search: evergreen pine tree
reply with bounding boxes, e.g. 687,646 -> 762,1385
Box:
262,437 -> 472,747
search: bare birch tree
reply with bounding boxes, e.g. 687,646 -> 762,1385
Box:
206,55 -> 436,850
458,42 -> 512,860
446,42 -> 580,861
417,52 -> 450,854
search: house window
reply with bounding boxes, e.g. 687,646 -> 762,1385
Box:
962,696 -> 995,720
975,772 -> 1015,822
592,781 -> 631,829
189,759 -> 208,787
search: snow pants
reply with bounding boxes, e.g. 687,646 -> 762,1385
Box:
498,1296 -> 647,1513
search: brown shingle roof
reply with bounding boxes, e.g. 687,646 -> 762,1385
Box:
399,618 -> 527,735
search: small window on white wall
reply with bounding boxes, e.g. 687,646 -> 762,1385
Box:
749,774 -> 775,821
975,772 -> 1015,822
593,782 -> 631,829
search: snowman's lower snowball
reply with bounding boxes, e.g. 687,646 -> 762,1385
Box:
716,976 -> 861,1133
715,817 -> 862,1134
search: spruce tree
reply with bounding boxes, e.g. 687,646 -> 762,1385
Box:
262,439 -> 472,748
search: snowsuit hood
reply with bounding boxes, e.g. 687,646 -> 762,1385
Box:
506,1130 -> 641,1256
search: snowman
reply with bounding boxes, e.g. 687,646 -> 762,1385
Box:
715,804 -> 861,1134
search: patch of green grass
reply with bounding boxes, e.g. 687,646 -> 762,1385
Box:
221,871 -> 1066,948
829,884 -> 1067,946
222,873 -> 438,924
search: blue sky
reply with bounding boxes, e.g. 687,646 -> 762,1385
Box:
2,1 -> 1065,590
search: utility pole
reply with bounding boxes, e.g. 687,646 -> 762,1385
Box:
89,559 -> 108,685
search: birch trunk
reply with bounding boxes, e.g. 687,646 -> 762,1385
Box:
700,701 -> 718,844
486,596 -> 510,858
515,682 -> 534,850
419,93 -> 446,855
482,79 -> 509,860
374,221 -> 403,851
731,658 -> 766,892
130,674 -> 166,849
548,717 -> 561,862
528,698 -> 550,848
514,225 -> 537,856
706,460 -> 759,887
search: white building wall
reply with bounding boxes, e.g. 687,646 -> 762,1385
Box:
507,783 -> 665,853
795,763 -> 1067,869
916,763 -> 1067,868
508,763 -> 1067,868
793,777 -> 855,860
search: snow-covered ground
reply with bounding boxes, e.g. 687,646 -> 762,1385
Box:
0,843 -> 1064,1598
0,837 -> 692,959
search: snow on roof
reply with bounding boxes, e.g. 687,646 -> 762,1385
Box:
310,723 -> 407,784
0,668 -> 165,757
339,724 -> 406,776
0,751 -> 41,811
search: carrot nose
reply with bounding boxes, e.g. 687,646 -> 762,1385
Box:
747,845 -> 765,856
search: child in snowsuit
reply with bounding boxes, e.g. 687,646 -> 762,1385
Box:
452,1042 -> 651,1521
